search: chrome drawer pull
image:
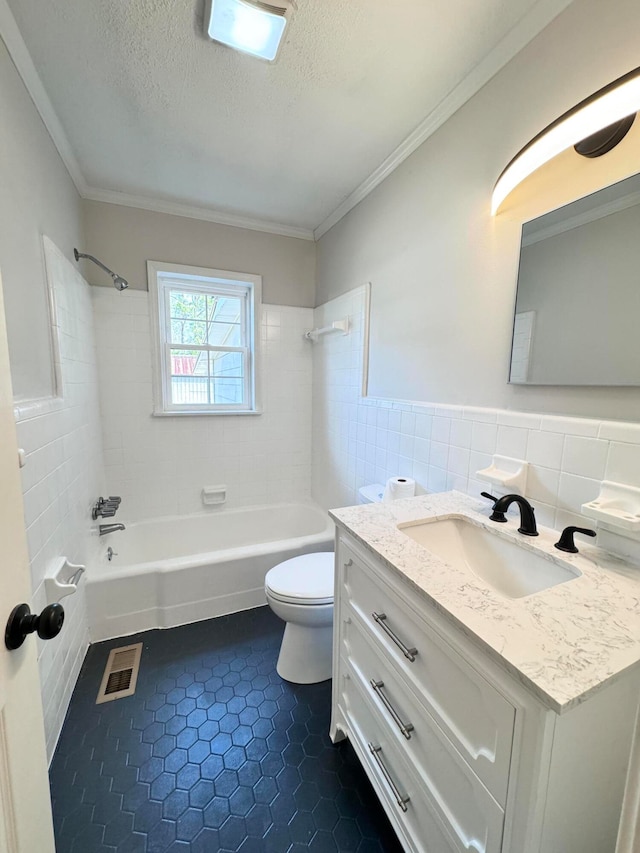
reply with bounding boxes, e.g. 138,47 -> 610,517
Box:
372,612 -> 418,662
367,742 -> 410,812
370,679 -> 414,740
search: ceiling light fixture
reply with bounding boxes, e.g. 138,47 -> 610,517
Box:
205,0 -> 292,61
492,66 -> 640,215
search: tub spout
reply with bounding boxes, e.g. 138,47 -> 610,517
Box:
99,523 -> 126,536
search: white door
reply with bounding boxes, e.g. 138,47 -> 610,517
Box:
0,272 -> 55,852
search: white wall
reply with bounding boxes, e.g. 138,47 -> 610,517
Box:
0,38 -> 84,400
312,287 -> 640,562
315,0 -> 640,423
93,288 -> 313,523
83,200 -> 316,306
14,239 -> 105,761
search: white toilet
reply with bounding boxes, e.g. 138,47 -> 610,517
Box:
265,487 -> 385,685
357,483 -> 385,504
265,552 -> 335,684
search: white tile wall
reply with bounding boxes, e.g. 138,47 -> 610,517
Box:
14,238 -> 105,761
311,286 -> 640,559
92,289 -> 313,521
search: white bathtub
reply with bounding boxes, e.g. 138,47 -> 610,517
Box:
86,502 -> 334,641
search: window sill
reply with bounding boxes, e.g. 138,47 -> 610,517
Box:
152,409 -> 263,417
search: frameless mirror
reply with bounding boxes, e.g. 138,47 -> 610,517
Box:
509,171 -> 640,386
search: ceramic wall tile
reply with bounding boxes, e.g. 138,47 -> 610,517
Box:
15,238 -> 104,761
93,290 -> 313,522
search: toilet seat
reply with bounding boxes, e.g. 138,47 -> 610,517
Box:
265,552 -> 334,606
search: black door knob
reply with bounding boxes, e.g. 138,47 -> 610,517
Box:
5,602 -> 65,650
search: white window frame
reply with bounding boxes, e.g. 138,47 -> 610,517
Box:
148,260 -> 262,415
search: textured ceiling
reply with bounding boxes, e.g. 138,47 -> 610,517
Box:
9,0 -> 545,231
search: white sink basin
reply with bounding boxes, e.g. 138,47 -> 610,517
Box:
398,516 -> 581,598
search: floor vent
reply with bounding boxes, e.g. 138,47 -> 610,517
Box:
96,643 -> 143,704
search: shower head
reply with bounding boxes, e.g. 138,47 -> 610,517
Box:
111,275 -> 129,292
74,249 -> 129,291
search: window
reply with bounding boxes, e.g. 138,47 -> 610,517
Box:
148,261 -> 261,414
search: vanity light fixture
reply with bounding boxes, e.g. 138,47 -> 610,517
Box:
492,66 -> 640,215
204,0 -> 292,61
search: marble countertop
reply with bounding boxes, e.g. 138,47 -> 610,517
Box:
330,491 -> 640,713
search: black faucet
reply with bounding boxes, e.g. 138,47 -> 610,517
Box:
554,526 -> 596,553
481,492 -> 538,537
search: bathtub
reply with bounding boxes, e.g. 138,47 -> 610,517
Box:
86,502 -> 334,641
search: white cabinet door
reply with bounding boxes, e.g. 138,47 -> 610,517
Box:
0,271 -> 55,853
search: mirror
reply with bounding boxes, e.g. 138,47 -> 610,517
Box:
509,171 -> 640,386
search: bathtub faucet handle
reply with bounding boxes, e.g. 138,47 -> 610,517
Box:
92,496 -> 123,520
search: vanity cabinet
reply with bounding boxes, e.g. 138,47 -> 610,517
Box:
330,529 -> 640,853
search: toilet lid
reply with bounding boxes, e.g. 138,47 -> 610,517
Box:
265,552 -> 335,605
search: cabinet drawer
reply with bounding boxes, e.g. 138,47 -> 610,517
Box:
343,666 -> 505,853
340,537 -> 514,805
344,619 -> 505,853
344,611 -> 508,808
342,671 -> 461,853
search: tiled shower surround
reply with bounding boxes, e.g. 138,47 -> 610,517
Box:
312,286 -> 640,560
14,239 -> 105,760
92,289 -> 313,522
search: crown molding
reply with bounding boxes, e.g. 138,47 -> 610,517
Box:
1,0 -> 573,244
313,0 -> 575,240
0,0 -> 314,241
0,0 -> 87,195
82,187 -> 315,240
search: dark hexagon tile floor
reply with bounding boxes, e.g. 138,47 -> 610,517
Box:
50,606 -> 404,852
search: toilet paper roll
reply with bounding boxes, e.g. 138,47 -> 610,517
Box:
383,476 -> 416,502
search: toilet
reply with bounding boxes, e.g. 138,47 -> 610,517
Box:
265,552 -> 335,684
358,483 -> 385,504
265,486 -> 385,684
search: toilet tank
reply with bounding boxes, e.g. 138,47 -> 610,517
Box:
358,484 -> 385,504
